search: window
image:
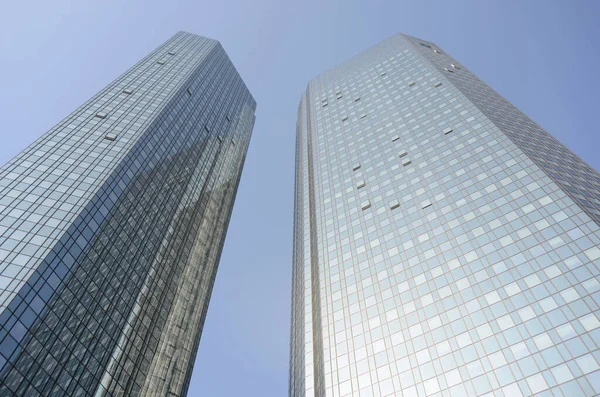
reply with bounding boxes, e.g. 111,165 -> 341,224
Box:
123,89 -> 133,95
434,82 -> 442,88
104,133 -> 117,141
443,127 -> 453,135
409,81 -> 416,87
390,200 -> 400,210
357,180 -> 366,189
95,112 -> 107,119
398,150 -> 408,158
361,200 -> 371,210
353,163 -> 361,171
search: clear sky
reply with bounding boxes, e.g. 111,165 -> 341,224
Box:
0,1 -> 599,395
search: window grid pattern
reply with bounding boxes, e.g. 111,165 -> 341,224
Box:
0,31 -> 256,396
290,33 -> 600,397
404,34 -> 600,226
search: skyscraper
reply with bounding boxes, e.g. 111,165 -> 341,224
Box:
0,32 -> 255,396
290,33 -> 600,397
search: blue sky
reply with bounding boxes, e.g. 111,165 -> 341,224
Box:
0,1 -> 598,395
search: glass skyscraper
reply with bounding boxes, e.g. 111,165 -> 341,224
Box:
290,33 -> 600,397
0,31 -> 255,396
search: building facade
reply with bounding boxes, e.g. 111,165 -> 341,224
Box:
290,33 -> 600,397
0,31 -> 256,396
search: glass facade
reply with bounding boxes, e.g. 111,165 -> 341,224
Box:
0,31 -> 256,396
290,33 -> 600,397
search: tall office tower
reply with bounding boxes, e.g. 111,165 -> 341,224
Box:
290,33 -> 600,397
0,32 -> 255,396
